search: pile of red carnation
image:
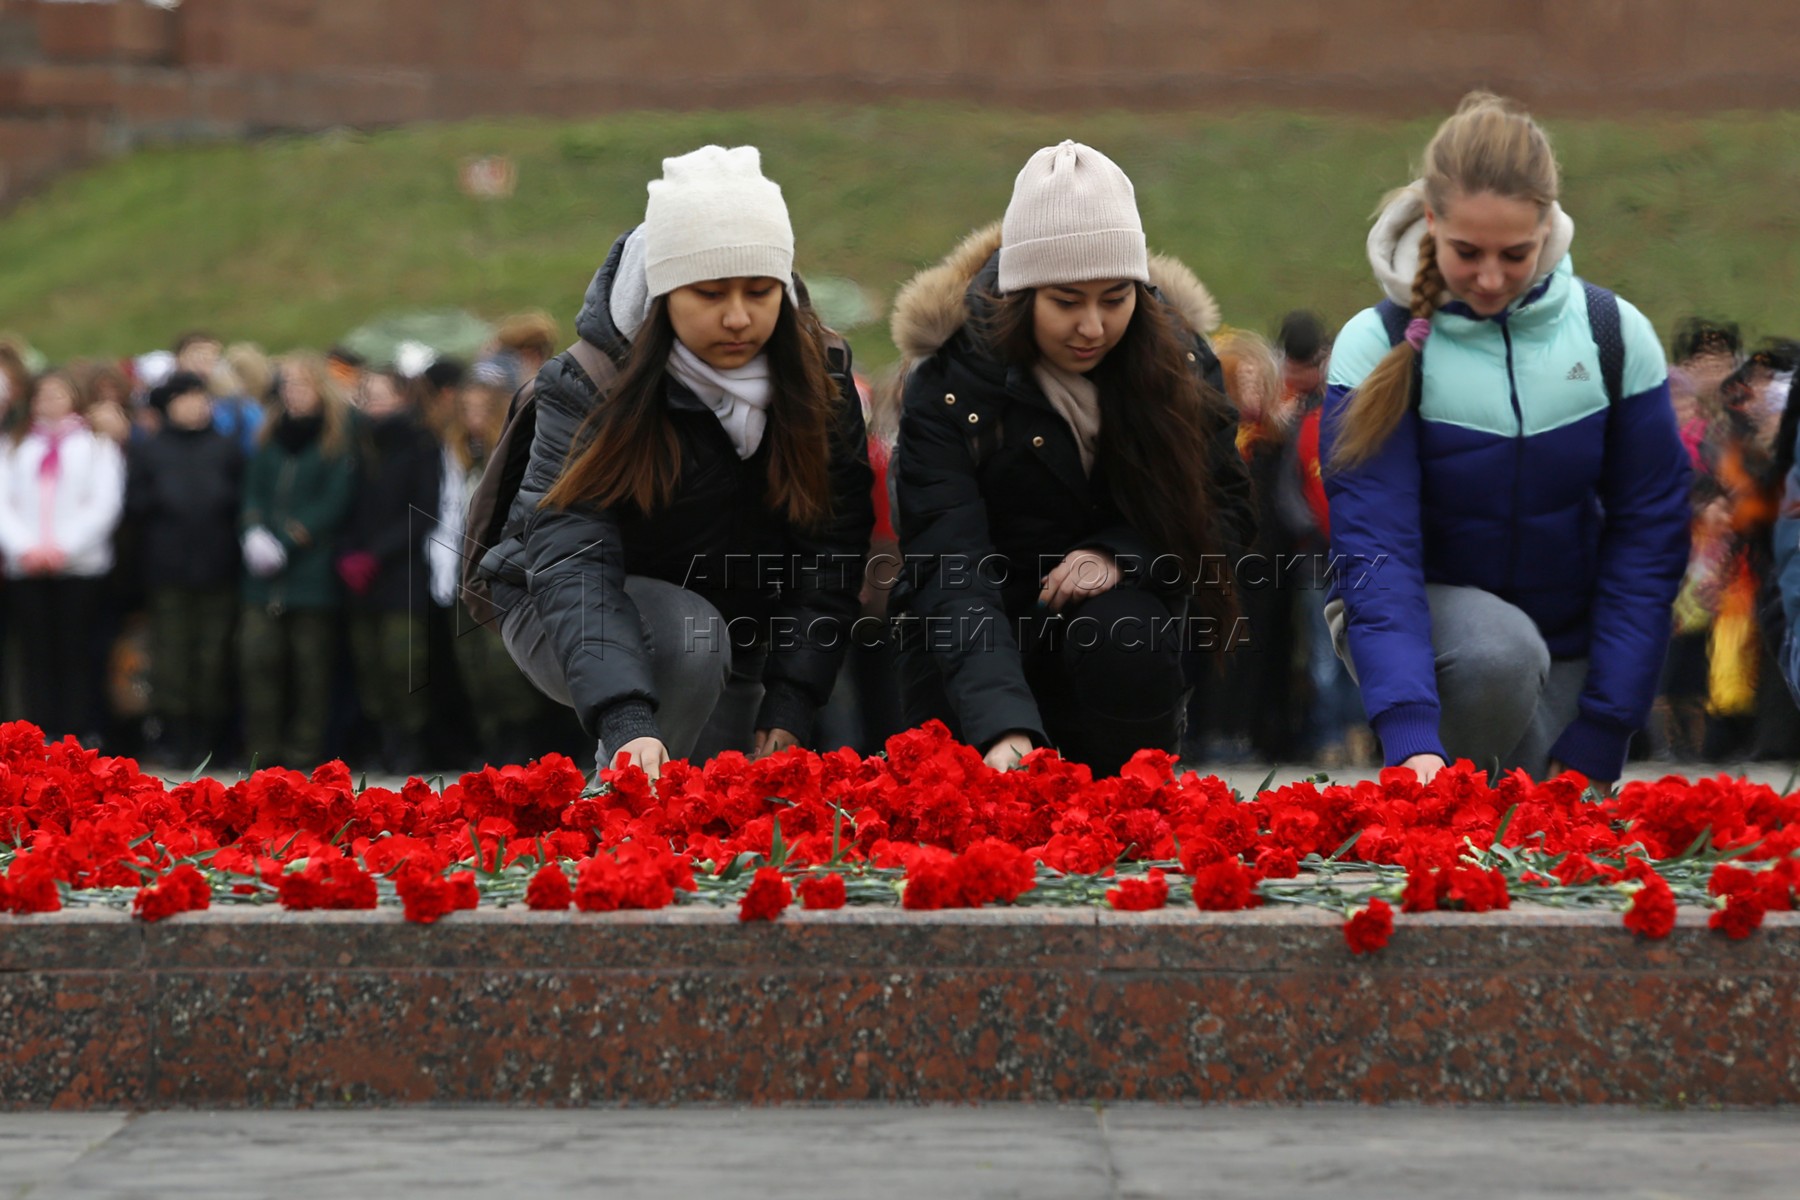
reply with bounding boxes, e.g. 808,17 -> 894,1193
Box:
1,719 -> 1795,953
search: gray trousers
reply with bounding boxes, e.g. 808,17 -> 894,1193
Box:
500,576 -> 764,771
1330,584 -> 1586,777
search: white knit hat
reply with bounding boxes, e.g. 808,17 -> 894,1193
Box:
998,141 -> 1149,293
642,145 -> 794,299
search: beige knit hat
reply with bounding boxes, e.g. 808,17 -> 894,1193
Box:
642,145 -> 794,298
998,141 -> 1149,293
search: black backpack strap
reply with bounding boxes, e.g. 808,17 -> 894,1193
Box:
1376,298 -> 1411,348
1374,297 -> 1427,411
1582,281 -> 1626,405
565,337 -> 613,394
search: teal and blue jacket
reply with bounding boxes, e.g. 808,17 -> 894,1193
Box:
1322,256 -> 1691,779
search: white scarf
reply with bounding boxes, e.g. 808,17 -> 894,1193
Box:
668,342 -> 774,460
1032,361 -> 1102,475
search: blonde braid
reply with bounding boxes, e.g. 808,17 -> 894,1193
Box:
1412,231 -> 1444,322
1329,232 -> 1441,469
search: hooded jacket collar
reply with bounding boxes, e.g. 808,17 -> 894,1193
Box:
890,222 -> 1222,366
574,230 -> 638,366
1367,182 -> 1576,319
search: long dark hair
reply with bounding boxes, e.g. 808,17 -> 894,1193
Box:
544,294 -> 841,527
985,282 -> 1238,620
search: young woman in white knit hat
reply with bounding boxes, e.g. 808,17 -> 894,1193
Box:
888,141 -> 1255,775
479,145 -> 874,776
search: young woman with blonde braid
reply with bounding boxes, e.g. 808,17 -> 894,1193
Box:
1322,92 -> 1692,787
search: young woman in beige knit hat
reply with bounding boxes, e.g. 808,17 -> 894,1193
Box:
476,145 -> 874,776
889,141 -> 1255,775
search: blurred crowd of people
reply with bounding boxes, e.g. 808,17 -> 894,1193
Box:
0,317 -> 588,774
0,304 -> 1793,775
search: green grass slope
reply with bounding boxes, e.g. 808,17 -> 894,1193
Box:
2,103 -> 1797,372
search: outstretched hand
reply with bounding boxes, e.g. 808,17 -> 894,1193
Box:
983,732 -> 1035,772
613,737 -> 670,779
751,728 -> 800,759
1401,753 -> 1447,784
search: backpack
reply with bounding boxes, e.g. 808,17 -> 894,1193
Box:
1374,280 -> 1626,406
459,339 -> 616,628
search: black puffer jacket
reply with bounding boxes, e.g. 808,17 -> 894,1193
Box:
126,426 -> 246,591
483,230 -> 875,751
340,410 -> 443,613
890,224 -> 1255,750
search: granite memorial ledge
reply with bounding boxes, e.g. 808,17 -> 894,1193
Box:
3,907 -> 1795,1108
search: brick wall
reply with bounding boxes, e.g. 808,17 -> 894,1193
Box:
3,0 -> 1798,204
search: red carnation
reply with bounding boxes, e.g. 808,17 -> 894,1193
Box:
1400,867 -> 1442,913
1343,898 -> 1394,955
1254,845 -> 1300,880
798,872 -> 847,910
738,867 -> 791,922
574,855 -> 625,912
279,859 -> 377,911
132,865 -> 211,922
1622,873 -> 1676,939
902,847 -> 961,911
955,838 -> 1037,907
1,856 -> 61,914
1709,892 -> 1766,940
1190,858 -> 1261,911
163,864 -> 212,911
395,869 -> 457,924
1106,868 -> 1169,911
132,882 -> 185,922
447,870 -> 480,911
1446,866 -> 1509,913
525,864 -> 573,911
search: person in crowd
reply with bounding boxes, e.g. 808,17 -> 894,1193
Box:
239,352 -> 358,768
815,370 -> 907,756
430,362 -> 552,766
889,140 -> 1254,775
173,332 -> 223,389
338,370 -> 442,774
1655,317 -> 1746,760
211,342 -> 271,453
493,311 -> 559,391
0,342 -> 26,715
126,371 -> 245,763
0,371 -> 126,744
1688,341 -> 1800,759
476,145 -> 875,776
1323,91 -> 1691,787
68,360 -> 135,446
1186,328 -> 1298,762
1272,310 -> 1373,768
415,358 -> 467,438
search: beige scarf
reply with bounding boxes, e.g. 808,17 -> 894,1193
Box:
1031,362 -> 1102,475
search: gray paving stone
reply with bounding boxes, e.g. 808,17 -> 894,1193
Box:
7,1107 -> 1800,1199
0,1114 -> 130,1200
18,1108 -> 1113,1200
1101,1106 -> 1800,1199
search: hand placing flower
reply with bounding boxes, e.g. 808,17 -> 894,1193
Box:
751,727 -> 799,760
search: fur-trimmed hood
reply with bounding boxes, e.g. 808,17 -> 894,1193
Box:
890,222 -> 1222,364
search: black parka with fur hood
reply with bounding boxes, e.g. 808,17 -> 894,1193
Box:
889,224 -> 1254,751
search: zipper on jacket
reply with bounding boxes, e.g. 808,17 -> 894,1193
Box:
1501,319 -> 1524,591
